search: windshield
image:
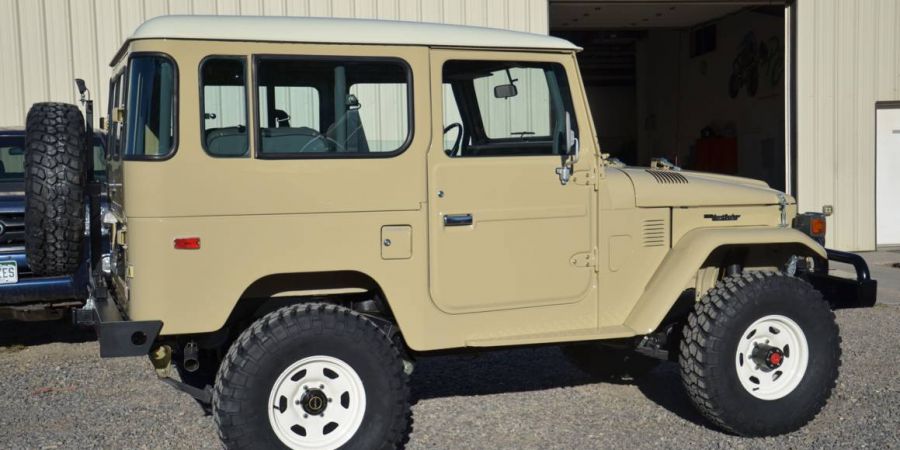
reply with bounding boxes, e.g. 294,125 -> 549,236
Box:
0,135 -> 106,182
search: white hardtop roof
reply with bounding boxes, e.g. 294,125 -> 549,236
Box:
128,15 -> 580,51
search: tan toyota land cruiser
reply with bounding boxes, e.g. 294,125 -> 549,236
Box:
23,15 -> 876,449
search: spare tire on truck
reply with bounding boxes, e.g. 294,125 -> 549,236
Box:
23,102 -> 88,276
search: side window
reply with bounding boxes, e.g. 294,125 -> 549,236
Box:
106,72 -> 125,159
442,83 -> 464,155
258,86 -> 320,131
125,54 -> 176,159
442,60 -> 576,157
201,57 -> 249,157
348,82 -> 408,152
255,57 -> 411,157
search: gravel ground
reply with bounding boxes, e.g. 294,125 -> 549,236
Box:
1,301 -> 898,449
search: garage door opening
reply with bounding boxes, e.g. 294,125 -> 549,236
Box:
551,2 -> 788,191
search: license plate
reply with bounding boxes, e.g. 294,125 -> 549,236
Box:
0,261 -> 18,284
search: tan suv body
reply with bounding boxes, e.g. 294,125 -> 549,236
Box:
41,15 -> 873,447
105,20 -> 826,349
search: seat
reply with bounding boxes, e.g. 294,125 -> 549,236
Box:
260,127 -> 328,153
273,109 -> 291,128
205,126 -> 249,156
326,94 -> 369,153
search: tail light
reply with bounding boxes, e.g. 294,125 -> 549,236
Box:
174,237 -> 201,250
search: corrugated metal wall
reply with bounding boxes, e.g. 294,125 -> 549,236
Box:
0,0 -> 549,128
796,0 -> 900,251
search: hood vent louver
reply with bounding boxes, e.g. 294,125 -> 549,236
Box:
646,170 -> 688,184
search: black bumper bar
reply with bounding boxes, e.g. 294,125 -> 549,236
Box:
74,296 -> 162,358
805,249 -> 877,309
0,253 -> 89,306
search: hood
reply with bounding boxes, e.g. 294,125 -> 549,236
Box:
615,167 -> 788,207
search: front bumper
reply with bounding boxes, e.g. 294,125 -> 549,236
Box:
74,294 -> 162,358
805,249 -> 877,309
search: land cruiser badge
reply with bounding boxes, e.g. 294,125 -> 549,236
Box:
704,214 -> 741,222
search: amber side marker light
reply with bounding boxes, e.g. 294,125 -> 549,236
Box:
793,213 -> 827,245
174,237 -> 201,250
810,217 -> 826,237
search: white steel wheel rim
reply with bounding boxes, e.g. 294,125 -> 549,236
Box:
268,355 -> 366,450
734,314 -> 809,400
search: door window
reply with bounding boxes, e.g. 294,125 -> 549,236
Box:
442,60 -> 576,157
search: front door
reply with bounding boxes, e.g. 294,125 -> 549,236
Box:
427,50 -> 595,314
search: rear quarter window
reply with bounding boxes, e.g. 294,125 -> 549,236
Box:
124,54 -> 177,159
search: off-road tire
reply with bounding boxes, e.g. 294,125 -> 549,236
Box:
562,343 -> 659,381
23,102 -> 87,276
213,303 -> 410,449
680,271 -> 840,436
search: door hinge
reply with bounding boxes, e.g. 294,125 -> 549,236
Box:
571,168 -> 598,190
570,248 -> 599,272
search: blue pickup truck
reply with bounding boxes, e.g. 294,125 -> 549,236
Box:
0,127 -> 106,321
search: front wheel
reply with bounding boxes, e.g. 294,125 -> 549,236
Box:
680,271 -> 840,436
213,303 -> 410,449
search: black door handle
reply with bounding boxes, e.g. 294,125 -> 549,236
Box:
443,213 -> 473,227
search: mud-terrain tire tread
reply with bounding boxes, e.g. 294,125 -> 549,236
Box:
23,102 -> 87,276
213,303 -> 410,450
679,271 -> 841,436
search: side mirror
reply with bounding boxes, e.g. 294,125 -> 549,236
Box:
565,111 -> 579,163
75,78 -> 88,96
493,84 -> 518,99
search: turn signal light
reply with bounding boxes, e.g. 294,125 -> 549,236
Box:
792,213 -> 827,245
809,217 -> 826,236
174,237 -> 201,250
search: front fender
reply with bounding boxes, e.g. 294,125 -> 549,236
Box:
623,227 -> 826,334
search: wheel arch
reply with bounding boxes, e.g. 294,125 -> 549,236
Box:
623,227 -> 826,334
208,270 -> 404,346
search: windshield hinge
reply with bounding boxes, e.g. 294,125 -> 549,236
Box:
112,107 -> 125,123
570,248 -> 599,272
778,193 -> 788,228
571,167 -> 599,190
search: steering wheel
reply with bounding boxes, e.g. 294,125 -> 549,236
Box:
443,123 -> 463,156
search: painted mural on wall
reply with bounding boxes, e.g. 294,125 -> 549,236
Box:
729,32 -> 783,99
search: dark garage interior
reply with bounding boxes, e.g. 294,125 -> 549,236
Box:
551,1 -> 787,190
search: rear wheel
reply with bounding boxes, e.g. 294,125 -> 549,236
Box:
213,303 -> 410,449
23,102 -> 87,276
680,271 -> 840,436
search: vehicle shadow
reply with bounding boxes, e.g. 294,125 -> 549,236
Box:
633,362 -> 715,429
409,345 -> 714,430
409,346 -> 594,400
0,317 -> 95,349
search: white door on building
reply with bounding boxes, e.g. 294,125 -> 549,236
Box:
877,105 -> 900,246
